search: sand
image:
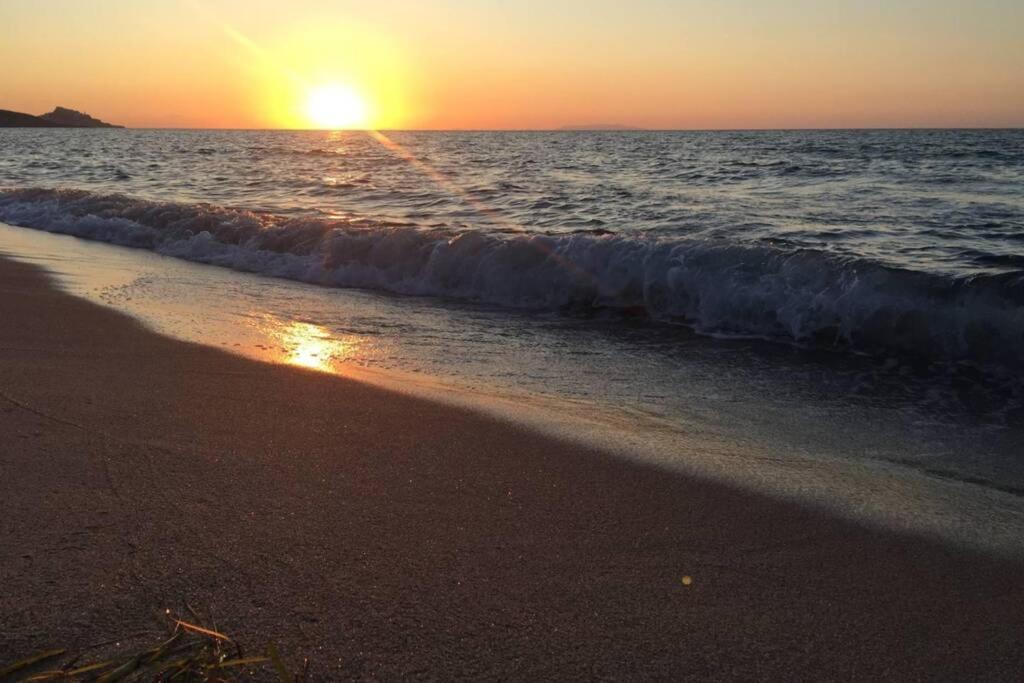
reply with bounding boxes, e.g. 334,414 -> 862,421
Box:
1,255 -> 1022,678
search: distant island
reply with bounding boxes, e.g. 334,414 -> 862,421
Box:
0,106 -> 123,128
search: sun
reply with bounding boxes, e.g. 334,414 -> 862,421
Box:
305,84 -> 370,129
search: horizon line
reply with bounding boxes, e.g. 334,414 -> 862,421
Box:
52,125 -> 1024,132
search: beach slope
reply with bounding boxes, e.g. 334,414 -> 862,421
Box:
0,255 -> 1021,678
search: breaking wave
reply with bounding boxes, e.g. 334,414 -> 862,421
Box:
2,187 -> 1022,366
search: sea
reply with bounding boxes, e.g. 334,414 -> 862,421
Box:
1,128 -> 1022,553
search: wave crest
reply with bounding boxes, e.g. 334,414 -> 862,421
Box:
1,187 -> 1022,366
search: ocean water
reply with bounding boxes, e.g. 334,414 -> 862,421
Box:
1,128 -> 1023,553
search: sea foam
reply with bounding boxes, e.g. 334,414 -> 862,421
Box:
1,187 -> 1021,366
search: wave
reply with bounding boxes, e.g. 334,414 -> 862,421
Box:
1,187 -> 1022,366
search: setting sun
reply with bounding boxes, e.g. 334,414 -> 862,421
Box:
305,84 -> 370,129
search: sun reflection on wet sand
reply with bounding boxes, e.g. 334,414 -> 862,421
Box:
272,320 -> 359,372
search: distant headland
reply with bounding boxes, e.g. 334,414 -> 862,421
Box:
0,106 -> 123,128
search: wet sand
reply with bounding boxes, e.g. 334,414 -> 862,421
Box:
0,254 -> 1021,678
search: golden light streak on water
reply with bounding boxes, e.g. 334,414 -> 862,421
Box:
271,320 -> 359,372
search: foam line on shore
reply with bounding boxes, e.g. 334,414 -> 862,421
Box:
2,186 -> 1022,367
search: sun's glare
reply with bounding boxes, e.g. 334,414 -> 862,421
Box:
305,84 -> 370,129
276,321 -> 355,372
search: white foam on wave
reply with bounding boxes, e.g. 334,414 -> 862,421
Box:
2,186 -> 1022,366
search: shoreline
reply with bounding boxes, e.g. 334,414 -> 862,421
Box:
3,219 -> 1023,559
1,254 -> 1022,677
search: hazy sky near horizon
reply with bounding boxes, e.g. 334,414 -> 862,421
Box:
1,0 -> 1022,129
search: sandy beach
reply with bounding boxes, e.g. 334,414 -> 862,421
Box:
1,254 -> 1022,678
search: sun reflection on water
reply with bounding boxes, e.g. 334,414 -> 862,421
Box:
274,320 -> 358,372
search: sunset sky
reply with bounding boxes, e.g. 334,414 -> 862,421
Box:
2,0 -> 1022,130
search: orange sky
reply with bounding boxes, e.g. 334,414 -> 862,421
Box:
1,0 -> 1022,129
